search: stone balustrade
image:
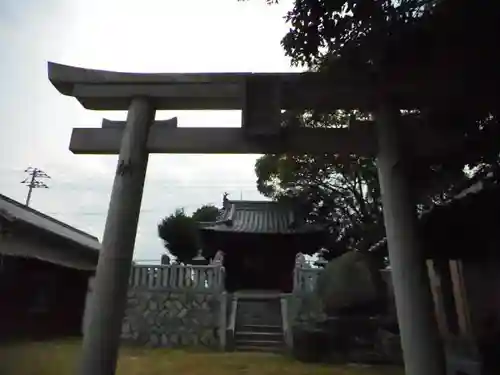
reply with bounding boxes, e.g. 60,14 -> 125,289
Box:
129,264 -> 225,291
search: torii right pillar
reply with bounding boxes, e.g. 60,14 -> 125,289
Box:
375,104 -> 446,375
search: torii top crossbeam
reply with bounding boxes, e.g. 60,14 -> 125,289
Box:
49,62 -> 413,111
48,62 -> 461,158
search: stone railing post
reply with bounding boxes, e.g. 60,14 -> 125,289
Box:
280,297 -> 293,351
212,250 -> 224,266
227,295 -> 238,351
219,292 -> 227,350
293,252 -> 306,293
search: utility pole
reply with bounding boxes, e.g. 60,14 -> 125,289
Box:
21,167 -> 50,207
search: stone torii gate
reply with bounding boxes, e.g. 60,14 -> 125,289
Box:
48,62 -> 453,375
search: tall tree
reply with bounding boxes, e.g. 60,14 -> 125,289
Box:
254,107 -> 473,259
192,205 -> 221,222
242,0 -> 500,174
157,204 -> 220,264
158,209 -> 198,264
257,152 -> 384,257
255,111 -> 385,257
246,0 -> 500,249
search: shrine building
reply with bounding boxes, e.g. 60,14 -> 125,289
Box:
198,195 -> 326,293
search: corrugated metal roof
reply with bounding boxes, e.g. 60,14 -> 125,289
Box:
200,200 -> 323,234
0,238 -> 97,271
367,173 -> 497,253
0,193 -> 100,252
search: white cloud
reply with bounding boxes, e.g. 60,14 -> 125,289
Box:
0,0 -> 296,261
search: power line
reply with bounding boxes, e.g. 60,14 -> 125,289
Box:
21,167 -> 51,207
153,184 -> 259,188
56,183 -> 259,189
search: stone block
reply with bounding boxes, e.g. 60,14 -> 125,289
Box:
122,320 -> 132,335
170,334 -> 179,345
162,298 -> 171,310
191,334 -> 199,346
149,333 -> 160,347
194,293 -> 205,304
179,293 -> 189,304
149,299 -> 159,311
174,300 -> 183,311
161,333 -> 169,346
146,313 -> 156,326
170,292 -> 181,300
180,334 -> 191,346
136,331 -> 150,346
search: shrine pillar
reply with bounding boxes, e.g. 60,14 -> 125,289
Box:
79,98 -> 155,375
375,105 -> 446,375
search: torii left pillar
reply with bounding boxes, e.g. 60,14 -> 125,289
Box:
79,98 -> 155,375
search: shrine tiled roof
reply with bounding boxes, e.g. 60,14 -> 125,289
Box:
198,200 -> 324,234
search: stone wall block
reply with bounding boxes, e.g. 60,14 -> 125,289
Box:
148,299 -> 159,311
194,294 -> 204,304
161,333 -> 169,346
121,288 -> 221,348
150,333 -> 160,347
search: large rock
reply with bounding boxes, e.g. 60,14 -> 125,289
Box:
376,328 -> 403,364
292,326 -> 332,363
315,251 -> 385,315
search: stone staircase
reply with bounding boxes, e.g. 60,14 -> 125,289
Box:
233,293 -> 286,353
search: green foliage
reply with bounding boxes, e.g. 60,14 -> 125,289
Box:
273,0 -> 500,176
254,108 -> 474,257
157,205 -> 220,264
192,205 -> 221,222
315,251 -> 382,315
255,111 -> 384,256
281,0 -> 436,68
237,0 -> 278,4
256,153 -> 384,255
247,0 -> 500,257
249,0 -> 500,256
158,209 -> 198,264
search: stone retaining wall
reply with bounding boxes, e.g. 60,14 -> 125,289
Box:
286,293 -> 326,327
121,288 -> 225,349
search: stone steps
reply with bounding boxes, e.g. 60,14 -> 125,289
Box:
235,344 -> 284,353
236,298 -> 282,327
241,324 -> 283,333
235,328 -> 285,352
237,328 -> 283,338
233,295 -> 286,353
236,329 -> 283,342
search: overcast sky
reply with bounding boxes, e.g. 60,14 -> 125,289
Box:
0,0 -> 300,262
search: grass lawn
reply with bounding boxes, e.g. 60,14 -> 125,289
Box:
0,339 -> 404,375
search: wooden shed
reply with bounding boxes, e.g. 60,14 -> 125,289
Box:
0,193 -> 100,341
370,175 -> 500,375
